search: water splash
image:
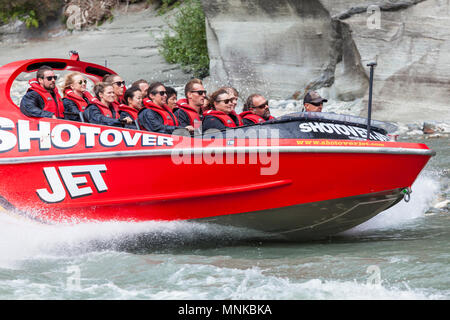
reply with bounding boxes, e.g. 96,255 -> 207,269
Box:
0,212 -> 269,269
342,170 -> 441,235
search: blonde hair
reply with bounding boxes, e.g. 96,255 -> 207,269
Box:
62,72 -> 84,95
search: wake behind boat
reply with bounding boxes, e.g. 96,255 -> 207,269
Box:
0,55 -> 435,240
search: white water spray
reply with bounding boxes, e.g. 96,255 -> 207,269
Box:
343,170 -> 441,234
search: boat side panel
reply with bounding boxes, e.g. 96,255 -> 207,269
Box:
0,150 -> 429,222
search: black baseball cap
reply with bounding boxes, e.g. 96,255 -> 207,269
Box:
304,91 -> 328,104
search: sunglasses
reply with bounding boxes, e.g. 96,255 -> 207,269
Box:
152,91 -> 167,96
43,76 -> 58,81
310,102 -> 323,107
113,81 -> 126,87
191,90 -> 207,96
78,79 -> 87,85
216,98 -> 231,104
253,100 -> 269,109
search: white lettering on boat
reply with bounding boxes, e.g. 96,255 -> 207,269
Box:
0,117 -> 17,152
0,117 -> 174,152
298,122 -> 389,141
36,165 -> 107,203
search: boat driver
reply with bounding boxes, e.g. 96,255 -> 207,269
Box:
20,65 -> 64,119
303,91 -> 328,112
240,94 -> 274,125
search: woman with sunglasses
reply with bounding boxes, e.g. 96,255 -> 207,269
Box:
202,88 -> 244,132
138,82 -> 193,134
84,82 -> 133,127
62,72 -> 95,122
103,74 -> 127,105
222,86 -> 239,111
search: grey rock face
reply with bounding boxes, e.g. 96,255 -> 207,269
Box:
202,0 -> 450,122
203,0 -> 364,101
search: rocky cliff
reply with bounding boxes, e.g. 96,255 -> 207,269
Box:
202,0 -> 450,122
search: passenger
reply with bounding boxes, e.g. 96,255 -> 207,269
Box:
20,65 -> 64,119
174,78 -> 205,130
222,86 -> 239,111
240,94 -> 274,125
132,79 -> 149,97
303,91 -> 328,112
202,95 -> 211,113
139,82 -> 194,134
103,74 -> 126,105
202,88 -> 244,132
118,86 -> 143,129
61,72 -> 95,121
165,86 -> 178,111
84,82 -> 133,127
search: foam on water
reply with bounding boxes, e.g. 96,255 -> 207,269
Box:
342,170 -> 442,234
0,212 -> 269,269
1,257 -> 446,299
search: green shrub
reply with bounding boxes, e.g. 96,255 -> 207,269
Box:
155,0 -> 180,14
0,0 -> 63,28
159,0 -> 210,78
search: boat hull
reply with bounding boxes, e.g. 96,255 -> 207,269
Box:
196,188 -> 403,240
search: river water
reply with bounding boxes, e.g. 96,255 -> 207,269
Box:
0,134 -> 448,300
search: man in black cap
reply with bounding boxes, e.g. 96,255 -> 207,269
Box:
303,91 -> 328,112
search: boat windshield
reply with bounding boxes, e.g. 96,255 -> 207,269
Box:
277,112 -> 398,134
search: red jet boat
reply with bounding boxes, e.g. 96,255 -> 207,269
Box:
0,55 -> 435,240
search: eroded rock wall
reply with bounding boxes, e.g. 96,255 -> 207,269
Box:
202,0 -> 450,122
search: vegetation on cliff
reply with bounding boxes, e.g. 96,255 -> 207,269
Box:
0,0 -> 63,28
159,0 -> 209,78
0,0 -> 179,29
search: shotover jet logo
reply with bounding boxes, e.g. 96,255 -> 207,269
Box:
36,165 -> 107,203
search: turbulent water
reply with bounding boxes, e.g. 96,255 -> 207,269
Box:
0,135 -> 448,300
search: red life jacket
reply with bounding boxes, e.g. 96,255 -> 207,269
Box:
239,111 -> 274,124
28,78 -> 65,118
64,89 -> 95,111
204,110 -> 243,128
91,100 -> 120,119
143,98 -> 179,126
118,104 -> 139,120
175,99 -> 202,129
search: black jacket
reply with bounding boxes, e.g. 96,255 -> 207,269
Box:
174,108 -> 192,127
138,108 -> 183,134
84,104 -> 124,127
202,113 -> 241,132
20,90 -> 55,118
119,110 -> 138,130
62,97 -> 88,122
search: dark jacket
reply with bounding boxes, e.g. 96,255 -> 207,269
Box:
202,112 -> 241,132
138,108 -> 184,134
174,108 -> 192,127
20,90 -> 56,118
84,104 -> 123,127
242,118 -> 255,126
63,97 -> 88,122
119,110 -> 138,130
